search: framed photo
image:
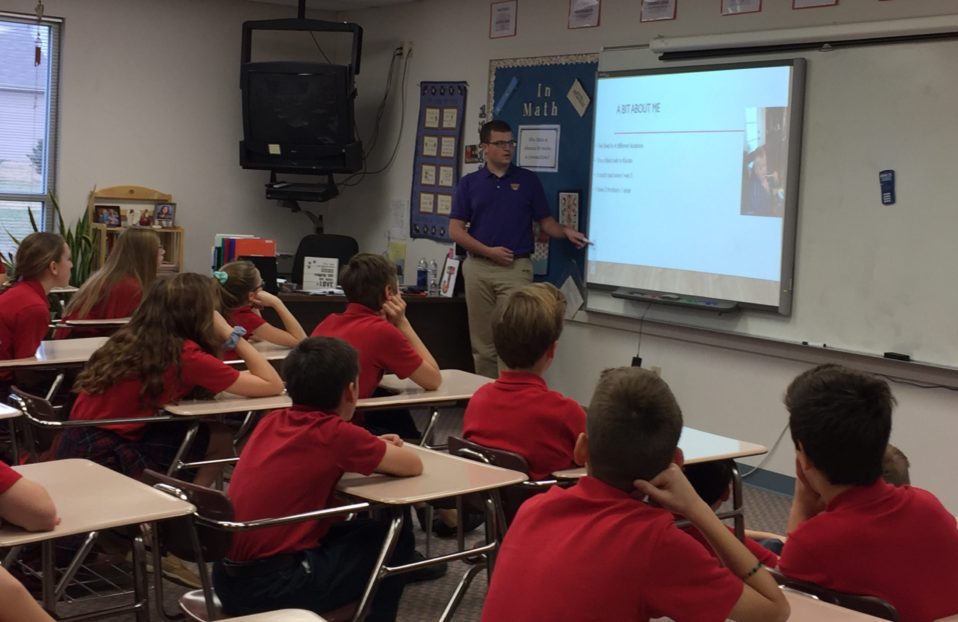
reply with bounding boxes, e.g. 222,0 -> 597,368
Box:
722,0 -> 761,15
793,0 -> 837,7
154,202 -> 176,228
490,0 -> 517,39
94,205 -> 121,227
464,144 -> 482,164
568,0 -> 600,29
558,191 -> 580,231
640,0 -> 676,22
439,256 -> 460,298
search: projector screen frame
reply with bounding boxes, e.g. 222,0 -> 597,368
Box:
584,57 -> 807,316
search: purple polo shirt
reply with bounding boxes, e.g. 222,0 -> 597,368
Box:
450,164 -> 550,255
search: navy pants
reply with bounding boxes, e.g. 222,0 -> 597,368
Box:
213,511 -> 415,621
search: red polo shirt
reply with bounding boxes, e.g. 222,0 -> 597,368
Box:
70,339 -> 239,440
0,279 -> 50,381
310,303 -> 422,398
682,524 -> 780,568
482,476 -> 744,622
779,480 -> 958,622
55,276 -> 142,339
223,305 -> 267,359
462,371 -> 585,480
0,461 -> 22,494
227,405 -> 386,561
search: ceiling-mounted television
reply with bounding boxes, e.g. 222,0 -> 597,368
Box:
586,59 -> 806,314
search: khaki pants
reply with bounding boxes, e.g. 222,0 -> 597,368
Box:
462,256 -> 533,378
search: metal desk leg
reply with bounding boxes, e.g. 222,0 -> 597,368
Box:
730,461 -> 745,541
420,407 -> 441,448
352,508 -> 404,622
131,534 -> 150,622
41,540 -> 56,614
167,422 -> 200,477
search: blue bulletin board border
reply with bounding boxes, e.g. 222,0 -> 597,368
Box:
410,81 -> 467,242
488,54 -> 598,285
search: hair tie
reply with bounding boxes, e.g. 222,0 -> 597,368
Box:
213,271 -> 228,285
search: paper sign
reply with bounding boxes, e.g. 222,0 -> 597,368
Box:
303,256 -> 339,290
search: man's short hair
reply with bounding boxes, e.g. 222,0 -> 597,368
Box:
684,461 -> 733,507
339,253 -> 396,310
480,119 -> 512,143
587,367 -> 683,491
493,283 -> 566,370
786,364 -> 894,486
283,337 -> 359,411
882,443 -> 911,486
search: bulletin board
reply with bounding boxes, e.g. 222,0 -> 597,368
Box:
410,81 -> 467,242
489,53 -> 598,285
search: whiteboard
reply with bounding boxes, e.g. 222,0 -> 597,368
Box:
588,40 -> 958,368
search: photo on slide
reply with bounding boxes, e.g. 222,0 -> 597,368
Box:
741,106 -> 788,218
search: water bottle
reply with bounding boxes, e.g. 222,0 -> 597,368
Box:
416,257 -> 428,289
428,259 -> 439,296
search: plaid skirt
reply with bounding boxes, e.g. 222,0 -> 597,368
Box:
55,421 -> 209,481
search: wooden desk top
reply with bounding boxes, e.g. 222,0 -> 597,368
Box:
0,403 -> 21,420
337,444 -> 526,505
553,427 -> 768,479
223,611 -> 327,622
783,588 -> 891,621
164,369 -> 491,416
0,459 -> 193,547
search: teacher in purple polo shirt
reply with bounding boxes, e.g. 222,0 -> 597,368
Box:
450,120 -> 587,377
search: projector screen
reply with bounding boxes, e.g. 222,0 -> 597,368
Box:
585,59 -> 806,313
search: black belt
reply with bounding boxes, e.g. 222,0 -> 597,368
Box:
219,552 -> 302,577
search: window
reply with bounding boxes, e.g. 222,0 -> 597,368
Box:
0,11 -> 61,258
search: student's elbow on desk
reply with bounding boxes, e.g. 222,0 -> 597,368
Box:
409,363 -> 442,392
0,480 -> 60,532
228,372 -> 285,397
377,444 -> 424,477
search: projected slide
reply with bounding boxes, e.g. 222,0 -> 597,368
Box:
586,61 -> 803,310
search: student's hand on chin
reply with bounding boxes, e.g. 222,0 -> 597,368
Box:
633,464 -> 707,519
380,294 -> 407,326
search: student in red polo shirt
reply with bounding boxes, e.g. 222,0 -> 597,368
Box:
0,232 -> 72,384
0,459 -> 59,622
483,367 -> 790,622
778,364 -> 958,622
462,282 -> 585,481
213,336 -> 422,620
55,273 -> 284,486
214,260 -> 306,359
311,253 -> 441,437
55,227 -> 161,339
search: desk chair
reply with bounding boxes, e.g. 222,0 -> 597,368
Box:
142,469 -> 369,622
291,234 -> 359,288
770,568 -> 899,621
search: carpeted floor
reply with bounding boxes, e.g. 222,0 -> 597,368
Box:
46,407 -> 792,621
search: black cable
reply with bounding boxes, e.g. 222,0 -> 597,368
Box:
362,49 -> 410,176
308,32 -> 332,63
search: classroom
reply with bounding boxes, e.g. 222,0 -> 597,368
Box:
3,0 -> 958,620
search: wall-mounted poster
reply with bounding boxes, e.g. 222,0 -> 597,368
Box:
490,1 -> 517,38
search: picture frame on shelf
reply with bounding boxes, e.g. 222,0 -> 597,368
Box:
439,256 -> 460,298
94,205 -> 121,227
154,202 -> 176,228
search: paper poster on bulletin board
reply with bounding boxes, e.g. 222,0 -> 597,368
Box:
489,54 -> 598,284
410,81 -> 467,242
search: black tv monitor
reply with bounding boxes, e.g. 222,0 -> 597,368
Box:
240,61 -> 362,174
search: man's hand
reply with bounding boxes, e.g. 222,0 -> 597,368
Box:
487,246 -> 515,266
380,434 -> 404,447
564,226 -> 588,249
633,463 -> 711,521
380,293 -> 408,327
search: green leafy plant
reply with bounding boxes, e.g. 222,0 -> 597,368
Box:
3,193 -> 96,287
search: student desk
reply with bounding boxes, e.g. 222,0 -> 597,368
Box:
0,402 -> 20,419
58,317 -> 131,327
165,369 -> 491,448
337,444 -> 526,622
0,337 -> 290,370
268,293 -> 474,372
553,427 -> 768,540
782,588 -> 893,621
0,459 -> 194,621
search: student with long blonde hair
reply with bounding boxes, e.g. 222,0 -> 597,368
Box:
0,232 -> 72,383
215,260 -> 305,356
56,273 -> 284,485
55,227 -> 162,338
